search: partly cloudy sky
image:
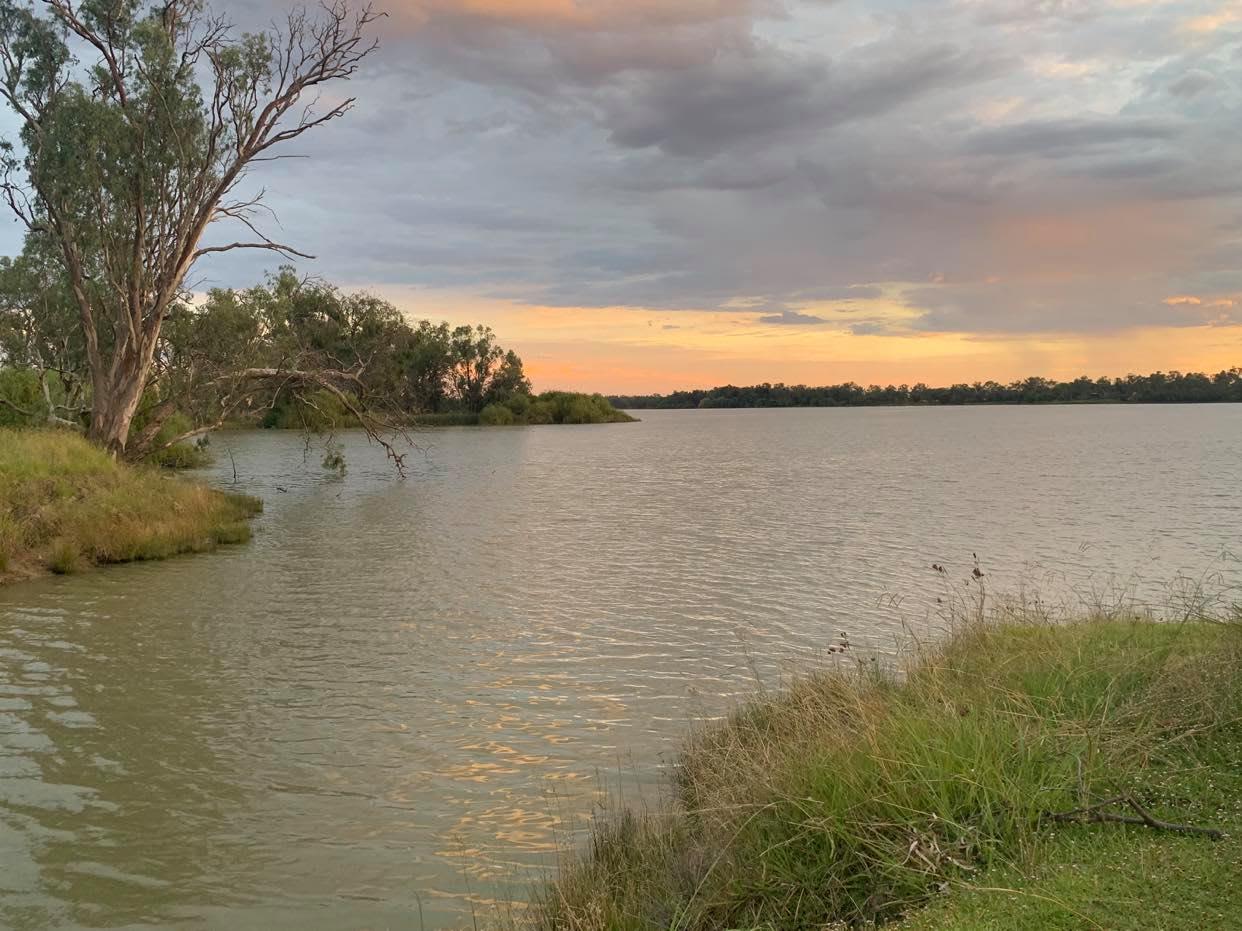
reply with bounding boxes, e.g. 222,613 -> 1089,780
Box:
8,0 -> 1242,391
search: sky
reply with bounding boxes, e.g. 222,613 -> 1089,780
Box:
6,0 -> 1242,393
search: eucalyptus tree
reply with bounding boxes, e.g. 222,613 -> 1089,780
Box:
0,0 -> 382,454
448,324 -> 531,413
147,268 -> 412,456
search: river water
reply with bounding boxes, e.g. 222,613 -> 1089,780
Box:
1,406 -> 1240,929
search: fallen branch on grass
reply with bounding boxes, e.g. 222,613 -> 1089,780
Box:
1044,794 -> 1224,840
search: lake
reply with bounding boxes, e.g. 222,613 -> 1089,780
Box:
1,406 -> 1239,929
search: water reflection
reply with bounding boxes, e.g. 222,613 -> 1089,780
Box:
0,595 -> 264,929
1,406 -> 1240,928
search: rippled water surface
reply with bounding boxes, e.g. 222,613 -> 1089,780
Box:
2,407 -> 1240,928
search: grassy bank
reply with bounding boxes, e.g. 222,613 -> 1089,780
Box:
0,428 -> 261,582
526,610 -> 1241,930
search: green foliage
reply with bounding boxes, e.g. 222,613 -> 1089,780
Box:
261,388 -> 359,432
0,367 -> 42,426
0,428 -> 261,581
0,246 -> 85,425
146,441 -> 210,470
428,392 -> 635,427
408,392 -> 633,427
529,391 -> 636,424
479,402 -> 515,425
612,369 -> 1242,409
402,320 -> 455,413
503,392 -> 532,418
526,617 -> 1242,930
447,324 -> 531,413
159,270 -> 539,432
132,410 -> 211,469
526,400 -> 555,425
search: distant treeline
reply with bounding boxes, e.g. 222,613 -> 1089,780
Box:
610,369 -> 1242,410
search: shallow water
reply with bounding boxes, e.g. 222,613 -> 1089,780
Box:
1,406 -> 1239,929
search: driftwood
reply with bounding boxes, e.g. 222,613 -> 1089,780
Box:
1045,794 -> 1224,841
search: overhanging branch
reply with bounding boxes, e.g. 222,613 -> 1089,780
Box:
193,241 -> 315,260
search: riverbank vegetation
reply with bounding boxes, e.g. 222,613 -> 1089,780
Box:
611,368 -> 1242,409
0,429 -> 260,583
2,260 -> 630,467
477,392 -> 634,426
526,604 -> 1241,930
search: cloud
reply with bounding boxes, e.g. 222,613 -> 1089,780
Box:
968,117 -> 1180,159
389,0 -> 772,93
848,321 -> 890,336
759,309 -> 828,325
793,285 -> 884,301
606,41 -> 1005,157
172,0 -> 1242,366
1167,70 -> 1216,97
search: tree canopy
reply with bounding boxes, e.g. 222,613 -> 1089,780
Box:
1,264 -> 552,447
0,0 -> 381,452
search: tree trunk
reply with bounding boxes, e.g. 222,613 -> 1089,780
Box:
87,363 -> 148,456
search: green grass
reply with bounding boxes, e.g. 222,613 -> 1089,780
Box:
523,612 -> 1242,930
897,724 -> 1242,930
0,428 -> 261,581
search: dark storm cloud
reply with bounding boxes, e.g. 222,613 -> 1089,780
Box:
605,42 -> 1005,157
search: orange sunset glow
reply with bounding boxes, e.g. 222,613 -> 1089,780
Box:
373,288 -> 1242,394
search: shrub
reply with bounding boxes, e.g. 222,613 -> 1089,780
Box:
0,368 -> 44,427
48,538 -> 83,575
526,400 -> 555,425
137,412 -> 212,469
148,441 -> 211,469
502,392 -> 532,418
479,403 -> 516,425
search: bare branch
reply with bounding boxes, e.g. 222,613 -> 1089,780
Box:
193,241 -> 315,261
